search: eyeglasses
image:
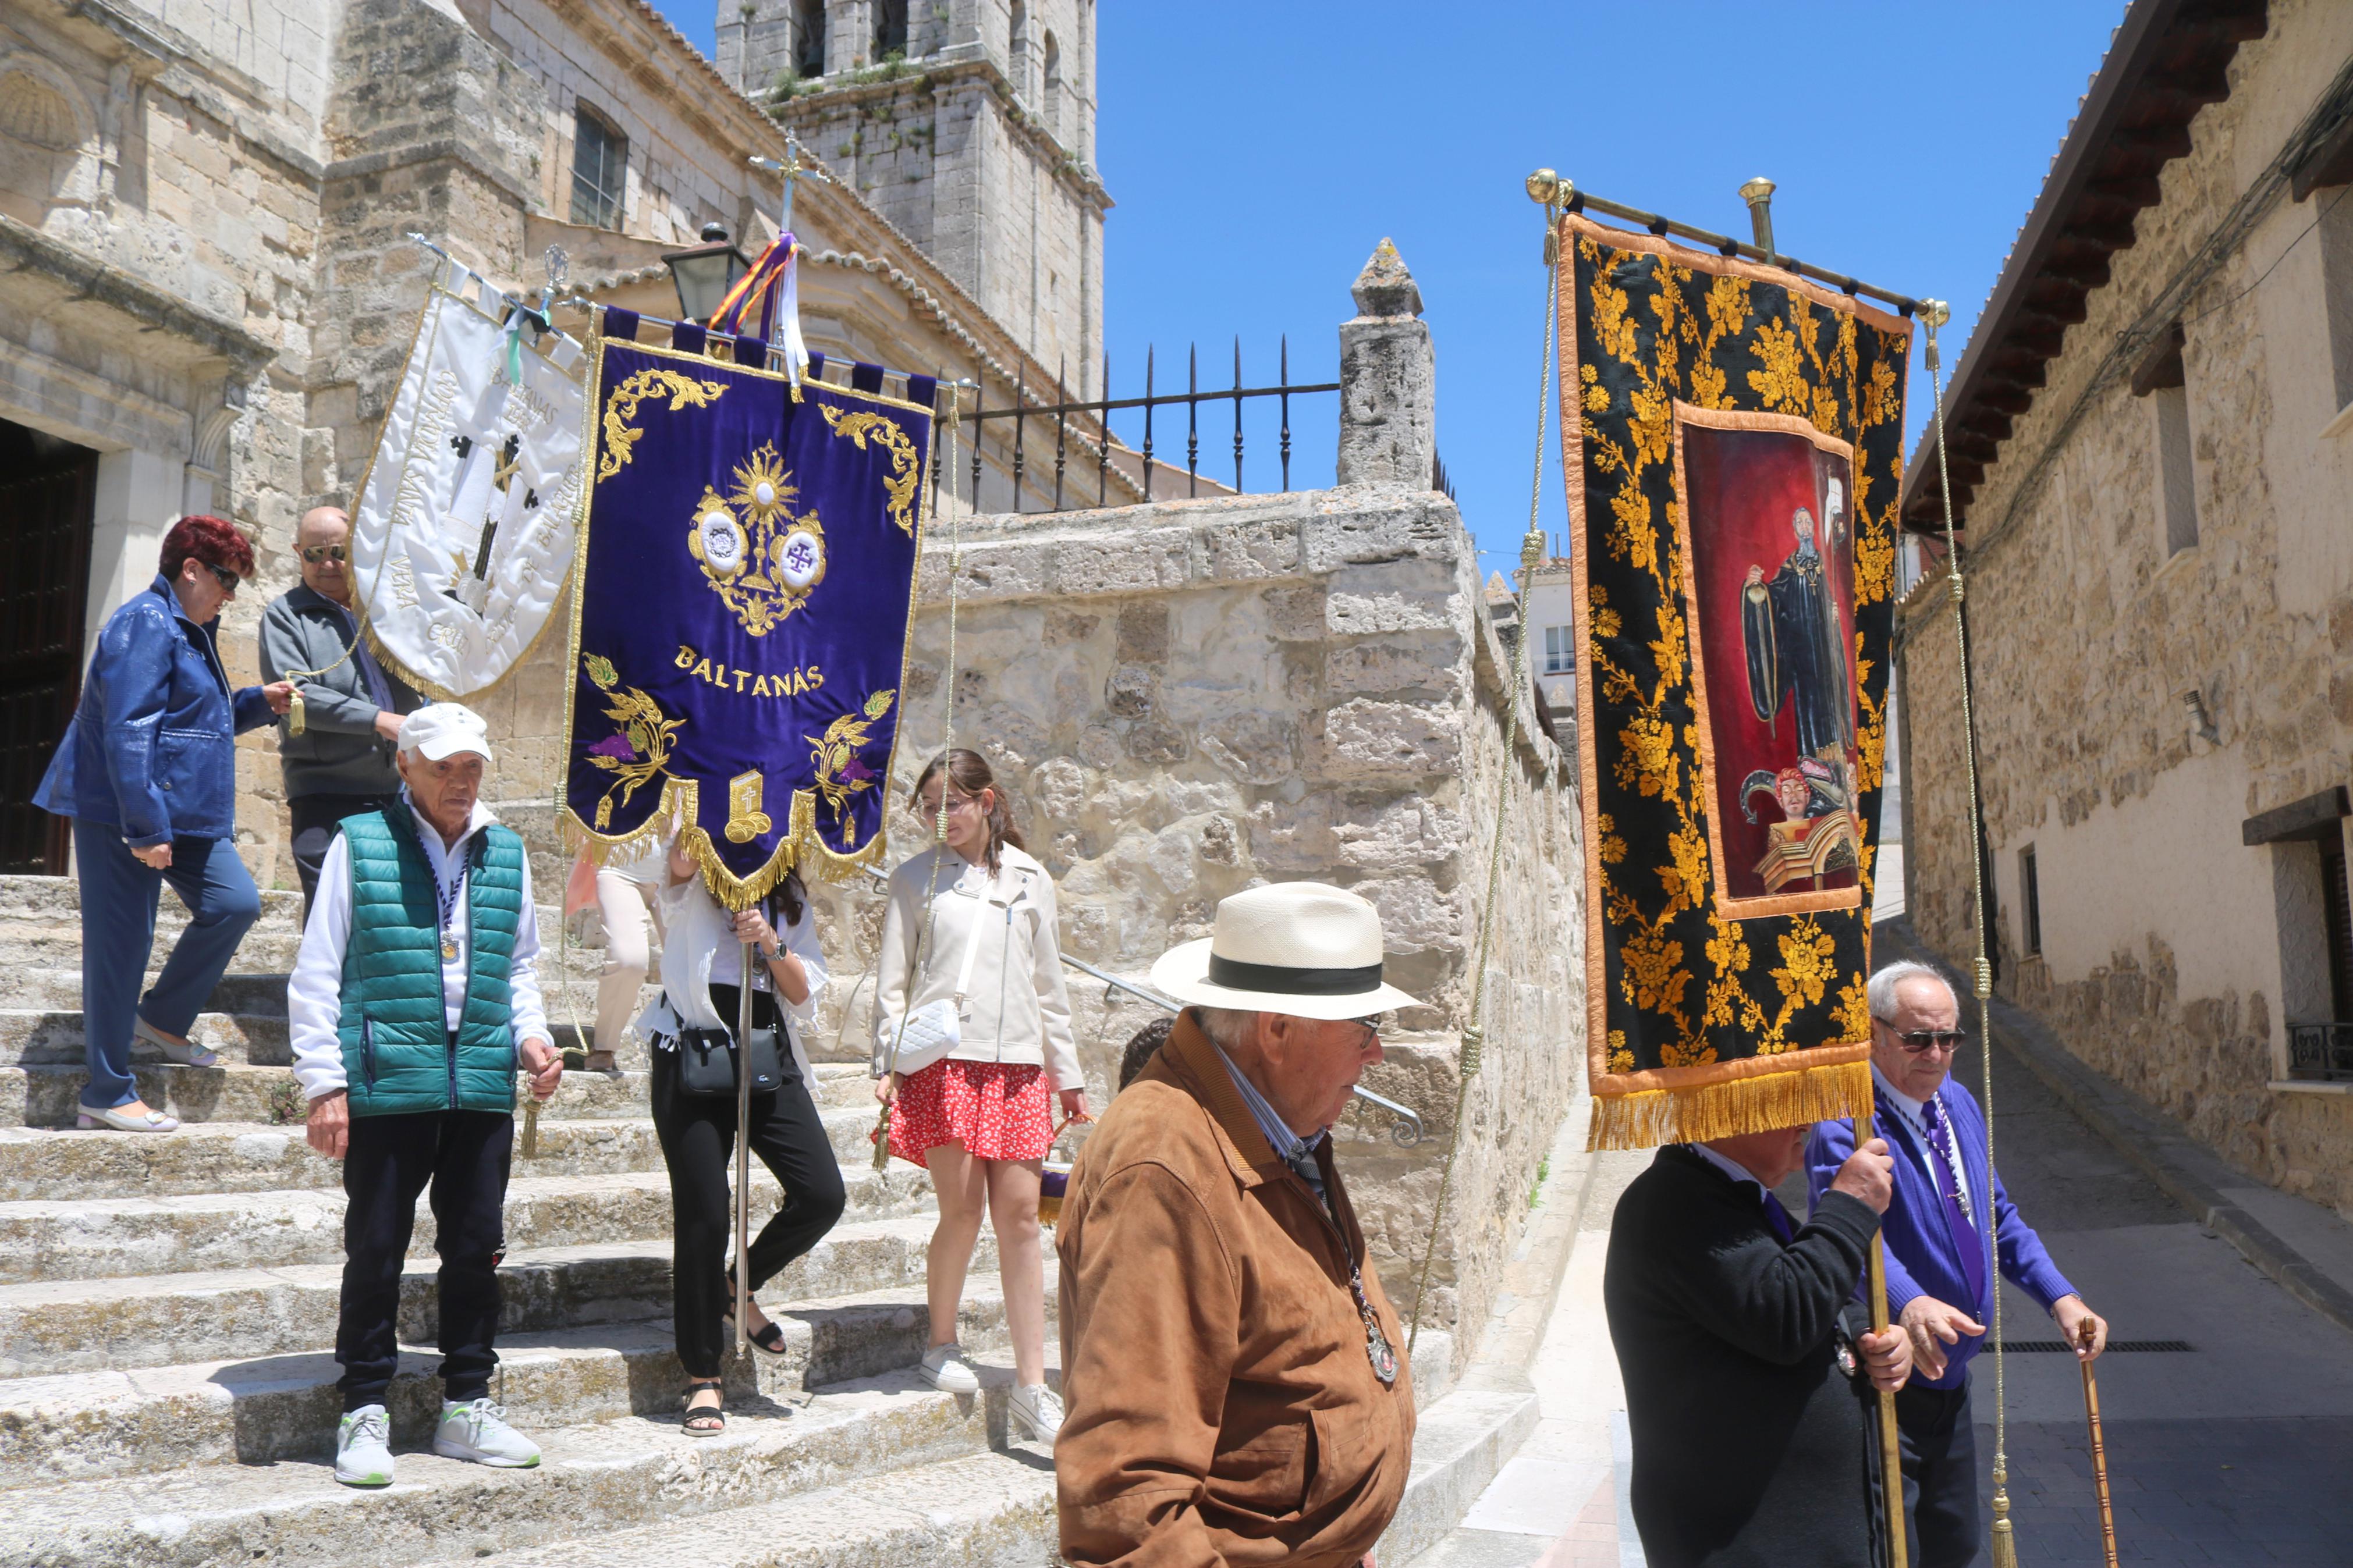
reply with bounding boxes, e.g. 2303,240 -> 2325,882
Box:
1347,1014 -> 1386,1046
1891,1028 -> 1966,1054
204,563 -> 241,595
300,543 -> 349,564
914,794 -> 982,817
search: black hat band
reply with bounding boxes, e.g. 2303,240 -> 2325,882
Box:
1206,953 -> 1385,997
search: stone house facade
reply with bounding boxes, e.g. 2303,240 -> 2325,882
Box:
1896,0 -> 2353,1214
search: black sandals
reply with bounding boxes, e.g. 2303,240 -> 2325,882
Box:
682,1378 -> 725,1435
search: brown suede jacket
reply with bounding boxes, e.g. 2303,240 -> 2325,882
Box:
1055,1013 -> 1415,1567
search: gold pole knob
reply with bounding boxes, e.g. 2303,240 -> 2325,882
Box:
1525,169 -> 1561,205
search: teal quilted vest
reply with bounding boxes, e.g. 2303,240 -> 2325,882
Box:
335,809 -> 527,1117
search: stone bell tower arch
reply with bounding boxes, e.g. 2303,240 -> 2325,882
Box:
716,0 -> 1108,393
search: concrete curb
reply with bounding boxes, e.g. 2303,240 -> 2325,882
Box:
1878,919 -> 2353,1341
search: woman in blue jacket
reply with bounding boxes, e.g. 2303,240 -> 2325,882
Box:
34,515 -> 293,1132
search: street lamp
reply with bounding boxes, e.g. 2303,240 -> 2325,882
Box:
661,222 -> 748,324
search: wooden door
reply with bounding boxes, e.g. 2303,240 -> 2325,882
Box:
0,453 -> 96,874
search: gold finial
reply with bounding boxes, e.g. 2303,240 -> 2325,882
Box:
1525,168 -> 1561,205
1738,177 -> 1777,261
1921,297 -> 1952,329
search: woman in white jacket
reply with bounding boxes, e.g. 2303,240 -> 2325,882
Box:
640,840 -> 845,1435
875,749 -> 1087,1444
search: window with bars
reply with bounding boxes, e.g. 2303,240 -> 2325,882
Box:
2325,839 -> 2352,1022
569,106 -> 626,230
1543,625 -> 1573,675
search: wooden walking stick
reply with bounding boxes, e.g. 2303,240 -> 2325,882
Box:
1861,1109 -> 1908,1568
2079,1318 -> 2119,1568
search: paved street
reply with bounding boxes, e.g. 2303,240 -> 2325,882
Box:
1411,980 -> 2353,1568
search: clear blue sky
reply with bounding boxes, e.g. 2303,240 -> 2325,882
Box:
653,2 -> 2127,568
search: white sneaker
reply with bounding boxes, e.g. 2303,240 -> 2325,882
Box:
918,1342 -> 982,1394
1009,1382 -> 1063,1444
335,1405 -> 395,1488
432,1397 -> 541,1468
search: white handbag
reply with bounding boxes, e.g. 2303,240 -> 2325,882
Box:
883,872 -> 995,1076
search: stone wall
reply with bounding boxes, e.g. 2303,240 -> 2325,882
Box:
1896,0 -> 2353,1218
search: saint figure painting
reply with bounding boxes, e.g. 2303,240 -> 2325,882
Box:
1672,405 -> 1862,915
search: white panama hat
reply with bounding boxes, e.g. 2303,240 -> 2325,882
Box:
1149,881 -> 1421,1022
397,702 -> 495,763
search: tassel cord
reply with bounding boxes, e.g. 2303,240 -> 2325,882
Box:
1923,310 -> 2017,1565
1407,192 -> 1560,1356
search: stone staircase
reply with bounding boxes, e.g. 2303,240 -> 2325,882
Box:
0,872 -> 1060,1566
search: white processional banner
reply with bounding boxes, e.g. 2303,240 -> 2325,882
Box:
350,261 -> 587,699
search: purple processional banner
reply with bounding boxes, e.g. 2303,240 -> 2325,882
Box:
560,318 -> 935,910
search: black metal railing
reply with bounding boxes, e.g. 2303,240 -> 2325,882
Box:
957,338 -> 1339,512
2288,1022 -> 2353,1083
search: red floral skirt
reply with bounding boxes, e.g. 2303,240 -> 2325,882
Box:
886,1058 -> 1052,1167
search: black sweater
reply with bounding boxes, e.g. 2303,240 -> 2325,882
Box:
1604,1146 -> 1885,1568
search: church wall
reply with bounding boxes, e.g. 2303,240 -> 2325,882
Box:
1896,0 -> 2353,1218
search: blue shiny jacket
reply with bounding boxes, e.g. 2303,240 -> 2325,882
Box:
34,575 -> 275,847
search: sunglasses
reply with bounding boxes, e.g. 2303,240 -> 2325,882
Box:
1890,1028 -> 1966,1054
1347,1014 -> 1386,1045
204,563 -> 242,595
300,543 -> 349,564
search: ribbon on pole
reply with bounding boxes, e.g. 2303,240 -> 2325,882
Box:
559,312 -> 935,912
348,258 -> 587,699
710,234 -> 810,390
1557,212 -> 1912,1149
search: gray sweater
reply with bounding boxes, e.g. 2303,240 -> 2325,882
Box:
258,584 -> 420,798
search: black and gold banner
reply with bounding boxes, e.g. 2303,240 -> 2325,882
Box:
1559,214 -> 1911,1150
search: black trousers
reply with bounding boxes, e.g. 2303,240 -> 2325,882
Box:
650,989 -> 847,1379
291,792 -> 399,913
336,1107 -> 512,1412
1894,1378 -> 1981,1568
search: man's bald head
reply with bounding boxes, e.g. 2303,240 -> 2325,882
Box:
298,506 -> 352,604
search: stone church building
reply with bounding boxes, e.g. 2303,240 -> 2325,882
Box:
1897,0 -> 2353,1215
0,0 -> 1130,883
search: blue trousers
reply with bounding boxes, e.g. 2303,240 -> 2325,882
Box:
73,817 -> 260,1110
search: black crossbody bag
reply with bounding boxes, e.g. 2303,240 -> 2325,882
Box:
673,1024 -> 788,1099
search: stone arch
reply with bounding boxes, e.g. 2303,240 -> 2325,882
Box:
1042,29 -> 1060,138
1009,0 -> 1030,101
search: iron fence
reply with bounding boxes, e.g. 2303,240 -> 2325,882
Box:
2287,1022 -> 2353,1083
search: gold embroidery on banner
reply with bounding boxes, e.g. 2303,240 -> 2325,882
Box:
725,769 -> 773,843
581,653 -> 684,830
817,405 -> 919,535
808,688 -> 896,847
687,443 -> 829,637
598,368 -> 728,480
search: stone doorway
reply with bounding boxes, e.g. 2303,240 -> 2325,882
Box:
0,419 -> 98,874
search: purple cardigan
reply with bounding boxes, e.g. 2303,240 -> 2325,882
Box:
1805,1075 -> 2075,1389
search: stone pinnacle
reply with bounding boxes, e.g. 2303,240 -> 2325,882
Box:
1351,238 -> 1424,319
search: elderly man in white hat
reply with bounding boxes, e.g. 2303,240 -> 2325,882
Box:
286,702 -> 562,1488
1055,881 -> 1418,1568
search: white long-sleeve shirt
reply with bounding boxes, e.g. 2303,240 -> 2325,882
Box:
631,868 -> 829,1082
288,792 -> 549,1101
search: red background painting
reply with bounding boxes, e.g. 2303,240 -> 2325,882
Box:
1680,421 -> 1858,902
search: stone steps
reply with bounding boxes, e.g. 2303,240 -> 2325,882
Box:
0,1081 -> 885,1203
0,1370 -> 1052,1567
0,1161 -> 935,1285
0,1263 -> 1043,1488
0,1216 -> 991,1378
404,1445 -> 1059,1568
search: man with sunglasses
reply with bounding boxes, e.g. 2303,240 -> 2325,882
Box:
1056,882 -> 1417,1568
1807,960 -> 2107,1568
261,505 -> 420,911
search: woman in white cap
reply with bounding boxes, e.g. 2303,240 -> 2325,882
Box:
873,748 -> 1087,1445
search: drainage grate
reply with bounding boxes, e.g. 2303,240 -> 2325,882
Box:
2003,1339 -> 2193,1353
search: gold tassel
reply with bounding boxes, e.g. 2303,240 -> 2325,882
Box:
286,685 -> 307,738
521,1099 -> 540,1160
1587,1058 -> 1873,1151
1989,1449 -> 2021,1567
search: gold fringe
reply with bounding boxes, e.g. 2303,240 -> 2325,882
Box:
555,777 -> 887,912
1587,1058 -> 1875,1151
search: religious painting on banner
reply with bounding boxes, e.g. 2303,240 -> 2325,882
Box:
349,260 -> 587,699
559,315 -> 934,909
1558,212 -> 1910,1150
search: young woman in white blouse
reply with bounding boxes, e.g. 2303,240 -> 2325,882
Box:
874,749 -> 1087,1444
640,840 -> 845,1434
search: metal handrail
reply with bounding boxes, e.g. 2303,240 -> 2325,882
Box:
857,865 -> 1424,1144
